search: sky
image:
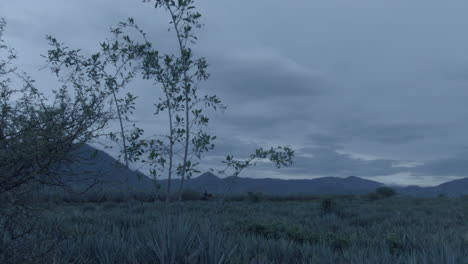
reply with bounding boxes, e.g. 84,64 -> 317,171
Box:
2,0 -> 468,186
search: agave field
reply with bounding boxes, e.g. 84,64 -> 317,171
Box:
3,193 -> 468,264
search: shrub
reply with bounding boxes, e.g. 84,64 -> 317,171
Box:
386,232 -> 405,256
247,192 -> 263,203
224,195 -> 245,202
81,205 -> 96,213
86,192 -> 107,204
141,215 -> 199,263
132,192 -> 156,203
201,191 -> 214,201
367,192 -> 381,201
375,187 -> 397,198
246,223 -> 281,239
284,226 -> 319,244
181,190 -> 202,201
62,194 -> 84,204
102,202 -> 118,210
106,192 -> 127,203
331,237 -> 350,253
265,194 -> 321,202
320,198 -> 336,214
367,187 -> 396,201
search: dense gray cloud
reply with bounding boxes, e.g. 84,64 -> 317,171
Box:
289,147 -> 401,177
209,51 -> 328,101
353,124 -> 439,144
409,154 -> 468,177
308,122 -> 443,146
443,63 -> 468,81
306,133 -> 347,149
3,0 -> 468,186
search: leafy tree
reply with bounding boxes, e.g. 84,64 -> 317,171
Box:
92,0 -> 222,201
0,18 -> 115,263
0,20 -> 117,199
44,21 -> 151,191
125,0 -> 296,202
39,0 -> 296,203
162,0 -> 219,202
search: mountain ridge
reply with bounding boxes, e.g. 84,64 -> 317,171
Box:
57,144 -> 468,197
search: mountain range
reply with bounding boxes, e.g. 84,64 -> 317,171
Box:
57,144 -> 468,197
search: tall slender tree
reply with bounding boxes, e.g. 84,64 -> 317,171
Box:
129,0 -> 295,201
44,23 -> 150,191
108,0 -> 224,202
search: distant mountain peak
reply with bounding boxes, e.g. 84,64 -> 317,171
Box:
55,143 -> 154,192
196,172 -> 219,180
437,177 -> 468,187
57,145 -> 468,197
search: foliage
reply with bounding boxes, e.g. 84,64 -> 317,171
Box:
216,147 -> 295,200
0,18 -> 115,263
8,195 -> 468,263
376,186 -> 397,198
143,215 -> 199,264
220,147 -> 295,177
113,0 -> 296,202
367,187 -> 397,201
44,21 -> 151,190
247,192 -> 263,203
367,192 -> 381,201
200,191 -> 213,201
320,198 -> 336,215
180,189 -> 203,201
1,26 -> 112,196
108,0 -> 225,202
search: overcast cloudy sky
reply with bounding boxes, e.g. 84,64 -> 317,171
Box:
3,0 -> 468,186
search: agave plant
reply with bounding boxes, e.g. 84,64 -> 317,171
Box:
140,215 -> 199,264
197,220 -> 237,264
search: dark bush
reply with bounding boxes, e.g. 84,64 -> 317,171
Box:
81,205 -> 96,213
181,189 -> 203,201
320,198 -> 336,214
201,191 -> 214,200
331,237 -> 350,253
375,187 -> 397,198
89,194 -> 107,203
223,195 -> 245,202
247,192 -> 263,203
367,192 -> 381,201
265,194 -> 321,202
102,202 -> 118,210
107,192 -> 127,203
246,223 -> 280,239
132,192 -> 156,203
284,226 -> 320,244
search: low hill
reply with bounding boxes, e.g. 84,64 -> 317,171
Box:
397,178 -> 468,197
158,172 -> 384,195
55,144 -> 155,192
55,144 -> 468,197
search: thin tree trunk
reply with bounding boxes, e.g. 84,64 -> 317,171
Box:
167,5 -> 191,202
178,87 -> 189,201
111,89 -> 131,192
166,93 -> 174,203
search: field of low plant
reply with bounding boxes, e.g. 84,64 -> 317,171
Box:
4,194 -> 468,264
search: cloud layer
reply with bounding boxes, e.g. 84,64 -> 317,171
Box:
3,0 -> 468,186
